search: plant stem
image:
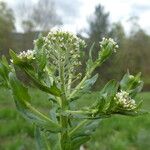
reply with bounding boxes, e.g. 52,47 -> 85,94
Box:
68,62 -> 101,100
69,120 -> 88,137
59,61 -> 70,150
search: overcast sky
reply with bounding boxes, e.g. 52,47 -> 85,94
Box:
4,0 -> 150,34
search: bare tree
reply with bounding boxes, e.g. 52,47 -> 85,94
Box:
32,0 -> 61,31
15,0 -> 61,32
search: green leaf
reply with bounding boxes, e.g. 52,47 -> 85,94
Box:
71,135 -> 90,150
9,72 -> 61,132
91,80 -> 118,114
24,68 -> 61,96
120,72 -> 143,92
100,80 -> 118,97
82,74 -> 98,91
129,81 -> 144,98
49,103 -> 59,122
0,57 -> 11,88
116,110 -> 149,116
0,60 -> 9,80
70,119 -> 99,139
34,36 -> 45,50
35,126 -> 51,150
98,46 -> 113,63
71,74 -> 98,101
69,119 -> 100,149
9,49 -> 33,70
1,55 -> 9,69
9,49 -> 61,97
9,49 -> 21,64
34,37 -> 47,77
86,43 -> 95,71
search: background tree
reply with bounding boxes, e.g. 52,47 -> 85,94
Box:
121,29 -> 150,82
14,0 -> 62,51
108,22 -> 126,79
0,2 -> 15,56
32,0 -> 61,31
87,5 -> 109,44
85,5 -> 113,87
16,0 -> 61,32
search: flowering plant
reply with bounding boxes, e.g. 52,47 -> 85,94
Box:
0,30 -> 145,150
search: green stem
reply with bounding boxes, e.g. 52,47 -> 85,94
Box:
68,73 -> 89,99
68,63 -> 99,99
69,120 -> 88,137
59,61 -> 70,150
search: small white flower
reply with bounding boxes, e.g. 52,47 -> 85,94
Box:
100,37 -> 119,52
115,90 -> 136,110
18,49 -> 36,60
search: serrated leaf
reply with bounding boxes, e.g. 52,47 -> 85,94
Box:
9,72 -> 61,132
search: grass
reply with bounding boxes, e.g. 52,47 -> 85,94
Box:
0,88 -> 149,150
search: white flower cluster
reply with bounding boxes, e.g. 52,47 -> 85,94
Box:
115,90 -> 136,110
100,37 -> 119,52
43,29 -> 86,71
18,50 -> 36,60
45,29 -> 86,52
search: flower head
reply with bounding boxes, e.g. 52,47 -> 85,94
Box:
44,29 -> 86,53
18,50 -> 36,60
114,90 -> 136,110
39,29 -> 86,73
100,37 -> 119,52
34,29 -> 86,85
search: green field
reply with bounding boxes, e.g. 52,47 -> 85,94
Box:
0,88 -> 149,150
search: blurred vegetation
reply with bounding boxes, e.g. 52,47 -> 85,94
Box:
0,2 -> 15,56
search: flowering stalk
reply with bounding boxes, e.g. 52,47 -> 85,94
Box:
0,29 -> 146,150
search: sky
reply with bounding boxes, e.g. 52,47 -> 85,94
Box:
3,0 -> 150,34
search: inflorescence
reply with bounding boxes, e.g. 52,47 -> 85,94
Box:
40,29 -> 87,81
43,29 -> 86,67
115,90 -> 136,110
100,37 -> 119,52
18,50 -> 36,60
